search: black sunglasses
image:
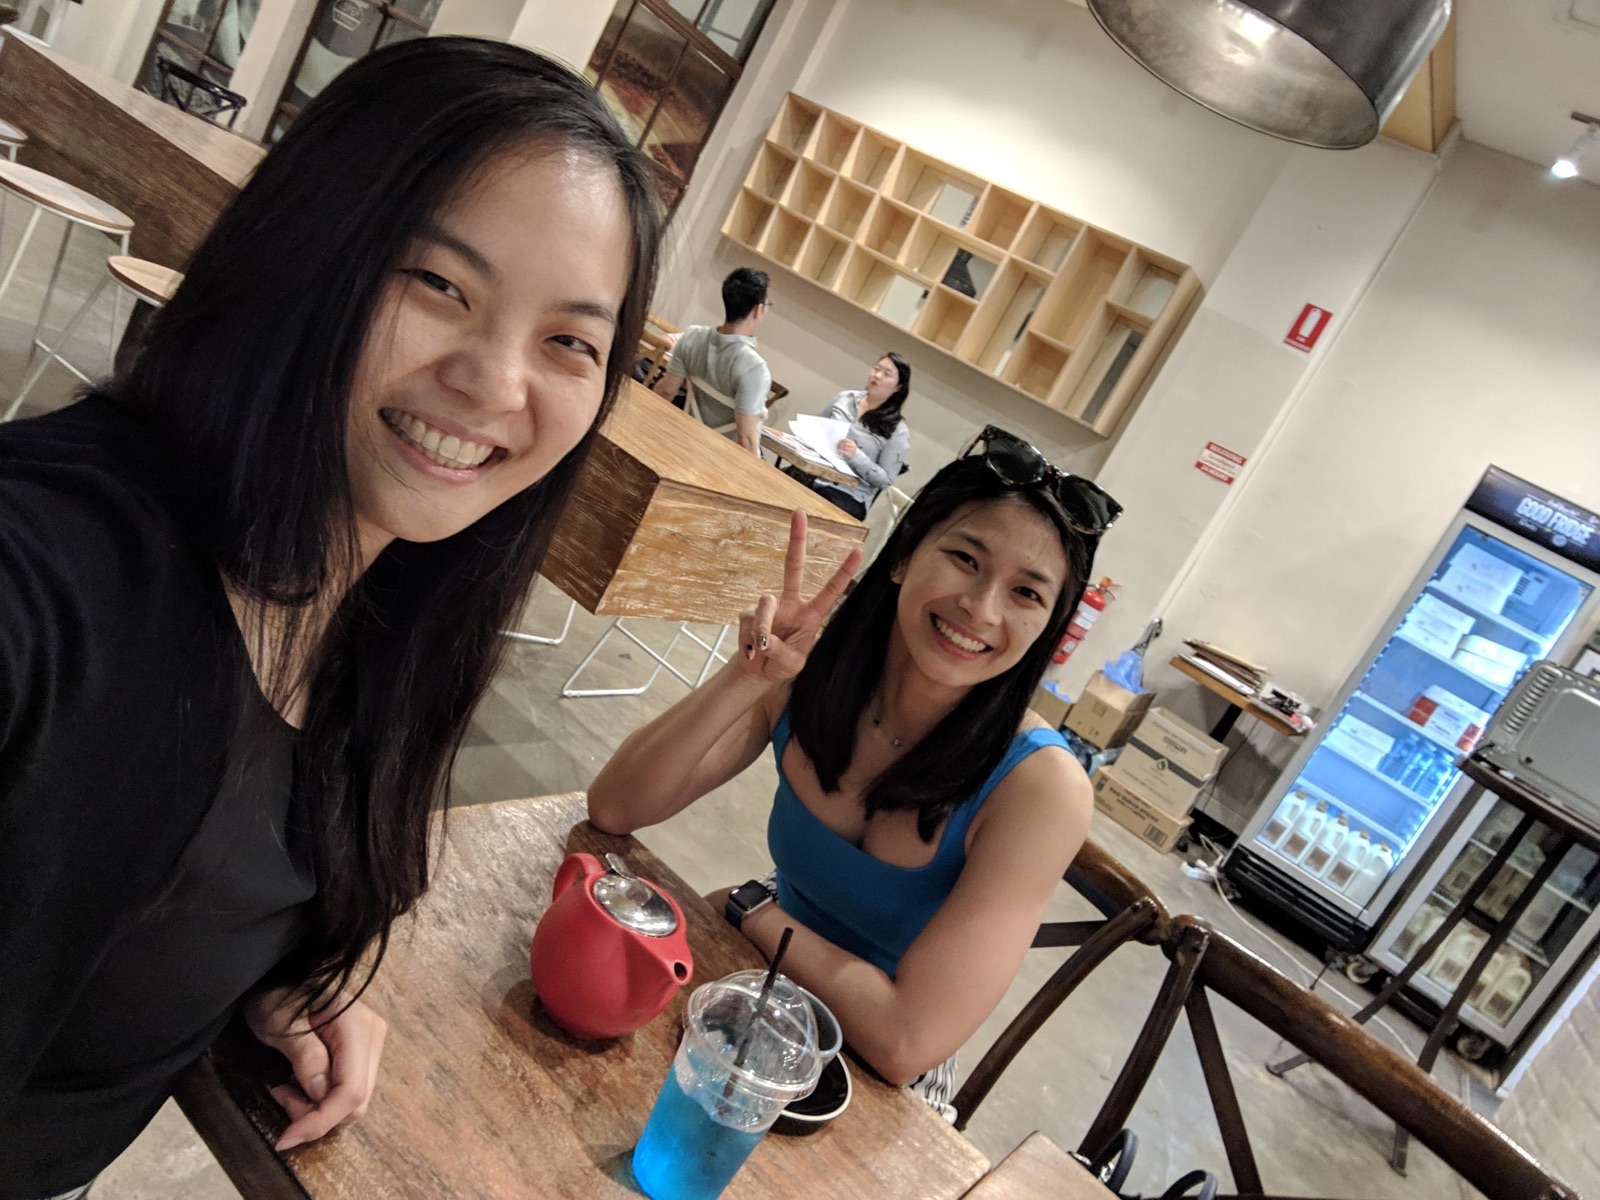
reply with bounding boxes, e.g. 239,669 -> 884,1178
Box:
961,425 -> 1123,536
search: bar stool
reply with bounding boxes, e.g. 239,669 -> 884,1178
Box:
4,254 -> 180,420
0,118 -> 26,161
0,160 -> 133,383
560,617 -> 730,699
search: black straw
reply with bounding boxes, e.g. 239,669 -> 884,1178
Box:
723,926 -> 795,1101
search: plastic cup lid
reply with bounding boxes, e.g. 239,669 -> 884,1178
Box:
685,969 -> 822,1100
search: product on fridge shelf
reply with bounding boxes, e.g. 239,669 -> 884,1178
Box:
1258,789 -> 1309,851
1377,732 -> 1423,782
1279,801 -> 1330,864
1479,955 -> 1535,1023
1323,716 -> 1395,771
1438,843 -> 1493,903
1436,542 -> 1525,614
1302,815 -> 1351,877
1397,593 -> 1478,658
1457,635 -> 1530,672
1392,900 -> 1447,962
1467,945 -> 1517,1008
1324,829 -> 1374,892
1427,923 -> 1489,992
1345,841 -> 1395,905
1405,686 -> 1493,753
1480,840 -> 1547,921
1451,647 -> 1519,689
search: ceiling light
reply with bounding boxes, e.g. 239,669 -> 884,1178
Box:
1085,0 -> 1452,149
1551,113 -> 1600,180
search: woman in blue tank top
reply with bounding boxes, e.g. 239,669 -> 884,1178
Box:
590,428 -> 1120,1119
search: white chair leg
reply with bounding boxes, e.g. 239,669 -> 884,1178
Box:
502,597 -> 577,647
6,273 -> 108,421
108,230 -> 129,368
0,204 -> 41,307
561,617 -> 682,699
28,220 -> 71,360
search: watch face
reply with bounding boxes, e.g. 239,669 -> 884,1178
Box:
731,881 -> 770,911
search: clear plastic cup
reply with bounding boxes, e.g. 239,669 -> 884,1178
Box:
632,970 -> 823,1200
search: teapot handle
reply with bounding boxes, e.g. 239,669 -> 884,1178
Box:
552,852 -> 606,900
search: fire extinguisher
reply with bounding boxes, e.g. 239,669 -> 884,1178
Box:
1053,577 -> 1118,664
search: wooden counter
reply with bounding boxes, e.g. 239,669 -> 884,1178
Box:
544,381 -> 864,625
0,31 -> 264,269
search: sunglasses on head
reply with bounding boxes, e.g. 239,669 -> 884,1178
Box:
960,425 -> 1123,537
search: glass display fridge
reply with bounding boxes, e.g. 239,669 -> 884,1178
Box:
1226,467 -> 1600,950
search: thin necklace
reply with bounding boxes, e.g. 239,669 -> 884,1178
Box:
870,695 -> 903,747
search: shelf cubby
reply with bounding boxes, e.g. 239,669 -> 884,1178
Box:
723,189 -> 775,246
958,260 -> 1049,373
845,129 -> 900,188
798,227 -> 850,289
726,94 -> 1202,436
969,186 -> 1031,252
747,143 -> 797,202
769,94 -> 820,154
818,179 -> 872,239
809,111 -> 859,171
1063,316 -> 1145,424
914,286 -> 977,351
760,207 -> 811,269
785,160 -> 834,220
862,198 -> 917,260
1032,231 -> 1129,346
1002,331 -> 1070,401
1014,207 -> 1080,272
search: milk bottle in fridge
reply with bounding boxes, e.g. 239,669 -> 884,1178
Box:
1259,789 -> 1309,851
1303,815 -> 1351,877
1324,830 -> 1373,892
1279,801 -> 1329,863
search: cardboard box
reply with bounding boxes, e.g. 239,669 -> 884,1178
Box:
1112,708 -> 1227,815
1029,681 -> 1072,728
1453,649 -> 1518,689
1063,672 -> 1154,749
1406,685 -> 1492,751
1093,768 -> 1193,853
1437,543 -> 1523,614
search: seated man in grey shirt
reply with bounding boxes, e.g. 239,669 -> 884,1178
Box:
654,267 -> 772,455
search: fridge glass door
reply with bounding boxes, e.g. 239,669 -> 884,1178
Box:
1386,800 -> 1600,1037
1250,524 -> 1593,907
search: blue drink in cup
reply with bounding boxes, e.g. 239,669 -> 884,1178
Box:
633,969 -> 823,1200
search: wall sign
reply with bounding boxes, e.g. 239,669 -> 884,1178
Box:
1196,441 -> 1246,485
1466,466 -> 1600,574
1285,303 -> 1333,352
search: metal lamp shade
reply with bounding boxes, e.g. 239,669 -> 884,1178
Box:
1086,0 -> 1451,149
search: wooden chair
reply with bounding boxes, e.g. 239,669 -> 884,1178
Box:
953,837 -> 1172,1129
1077,914 -> 1577,1200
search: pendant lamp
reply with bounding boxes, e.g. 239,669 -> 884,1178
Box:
1085,0 -> 1452,149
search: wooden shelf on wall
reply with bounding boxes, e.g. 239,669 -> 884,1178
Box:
721,93 -> 1203,437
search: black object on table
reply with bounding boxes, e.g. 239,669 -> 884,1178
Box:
1266,753 -> 1598,1174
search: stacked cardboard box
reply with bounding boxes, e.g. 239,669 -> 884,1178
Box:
1028,681 -> 1072,728
1092,708 -> 1226,852
1063,672 -> 1154,749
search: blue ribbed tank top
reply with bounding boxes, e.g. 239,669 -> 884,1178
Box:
767,706 -> 1069,978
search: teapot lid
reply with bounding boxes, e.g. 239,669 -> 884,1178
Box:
592,853 -> 679,937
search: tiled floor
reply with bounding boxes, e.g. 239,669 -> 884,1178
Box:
1,206 -> 1511,1199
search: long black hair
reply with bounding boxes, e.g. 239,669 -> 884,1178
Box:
788,457 -> 1094,841
99,38 -> 660,1009
859,351 -> 911,439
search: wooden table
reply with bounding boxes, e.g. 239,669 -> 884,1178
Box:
1169,655 -> 1304,740
176,794 -> 990,1199
0,32 -> 264,270
761,427 -> 859,489
543,381 -> 864,625
960,1132 -> 1112,1198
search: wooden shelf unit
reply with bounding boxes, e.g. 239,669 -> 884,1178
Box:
722,94 -> 1202,436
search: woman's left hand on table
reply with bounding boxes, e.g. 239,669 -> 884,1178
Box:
245,986 -> 389,1151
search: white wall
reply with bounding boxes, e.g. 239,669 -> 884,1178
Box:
46,0 -> 164,82
506,0 -> 613,74
1158,142 -> 1600,706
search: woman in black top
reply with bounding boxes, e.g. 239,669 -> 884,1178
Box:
0,38 -> 659,1197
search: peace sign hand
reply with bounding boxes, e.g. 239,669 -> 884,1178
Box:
738,508 -> 863,683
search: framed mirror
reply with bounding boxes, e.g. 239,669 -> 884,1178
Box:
928,180 -> 978,227
879,274 -> 930,330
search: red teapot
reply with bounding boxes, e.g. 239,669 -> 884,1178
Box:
530,851 -> 694,1039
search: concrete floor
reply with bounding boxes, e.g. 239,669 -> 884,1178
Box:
0,208 -> 1509,1199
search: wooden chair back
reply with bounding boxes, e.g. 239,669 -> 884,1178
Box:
1081,913 -> 1577,1200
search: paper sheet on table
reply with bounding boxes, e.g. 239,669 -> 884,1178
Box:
762,426 -> 837,470
789,414 -> 854,472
